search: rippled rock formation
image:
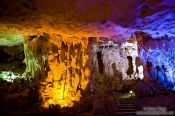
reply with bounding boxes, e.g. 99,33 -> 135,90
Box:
92,40 -> 143,80
136,32 -> 175,91
40,36 -> 90,108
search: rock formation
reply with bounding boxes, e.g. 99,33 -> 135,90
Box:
92,40 -> 143,81
0,0 -> 175,113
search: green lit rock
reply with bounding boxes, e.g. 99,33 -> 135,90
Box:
0,32 -> 24,46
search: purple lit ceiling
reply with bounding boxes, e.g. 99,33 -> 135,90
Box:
0,0 -> 174,38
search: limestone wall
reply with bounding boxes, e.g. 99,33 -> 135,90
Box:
92,40 -> 143,81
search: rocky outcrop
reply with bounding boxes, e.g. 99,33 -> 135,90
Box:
136,32 -> 175,91
23,33 -> 49,79
0,79 -> 39,110
135,0 -> 175,38
40,35 -> 91,108
92,40 -> 143,80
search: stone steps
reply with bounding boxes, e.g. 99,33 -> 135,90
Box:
117,111 -> 136,116
116,97 -> 136,116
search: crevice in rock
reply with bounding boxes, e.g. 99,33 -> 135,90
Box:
127,56 -> 134,77
97,51 -> 104,73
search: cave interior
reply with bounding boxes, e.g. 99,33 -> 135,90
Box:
0,0 -> 175,115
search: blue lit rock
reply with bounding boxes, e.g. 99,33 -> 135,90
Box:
137,34 -> 175,91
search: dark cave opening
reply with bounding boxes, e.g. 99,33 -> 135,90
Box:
0,45 -> 26,73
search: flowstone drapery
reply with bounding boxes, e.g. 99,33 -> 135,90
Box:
40,36 -> 90,108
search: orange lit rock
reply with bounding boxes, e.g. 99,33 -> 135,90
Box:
40,36 -> 90,108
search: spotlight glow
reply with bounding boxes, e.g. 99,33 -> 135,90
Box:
130,90 -> 133,94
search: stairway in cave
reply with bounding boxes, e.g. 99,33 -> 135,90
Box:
116,97 -> 136,116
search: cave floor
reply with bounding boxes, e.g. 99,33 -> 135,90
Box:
0,78 -> 175,116
0,92 -> 175,116
1,92 -> 136,116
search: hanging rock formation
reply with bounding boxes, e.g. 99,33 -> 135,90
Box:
23,33 -> 49,79
136,32 -> 175,91
92,40 -> 143,80
40,35 -> 90,108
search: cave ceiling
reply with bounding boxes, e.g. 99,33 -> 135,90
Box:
0,0 -> 175,45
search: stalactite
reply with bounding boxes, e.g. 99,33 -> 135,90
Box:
40,35 -> 90,108
136,32 -> 175,91
93,40 -> 143,80
23,33 -> 49,79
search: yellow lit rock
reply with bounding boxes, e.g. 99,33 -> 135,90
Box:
40,36 -> 90,108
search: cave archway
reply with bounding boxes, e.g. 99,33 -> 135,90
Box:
0,44 -> 26,81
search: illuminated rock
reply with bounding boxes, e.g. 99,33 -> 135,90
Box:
92,40 -> 144,81
0,0 -> 175,110
0,71 -> 22,82
23,33 -> 49,78
137,33 -> 175,91
0,32 -> 24,46
40,36 -> 90,108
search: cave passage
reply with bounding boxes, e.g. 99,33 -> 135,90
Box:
0,45 -> 25,72
0,0 -> 175,115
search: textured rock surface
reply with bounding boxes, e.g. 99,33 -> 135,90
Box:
0,0 -> 174,39
0,45 -> 25,71
0,79 -> 39,110
40,36 -> 90,108
23,33 -> 49,78
136,32 -> 175,91
92,40 -> 143,80
135,0 -> 175,38
0,0 -> 175,113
